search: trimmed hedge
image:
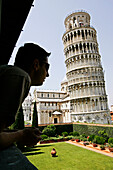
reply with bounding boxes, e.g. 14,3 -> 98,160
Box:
39,124 -> 73,135
73,131 -> 79,136
73,124 -> 113,137
38,123 -> 113,138
55,124 -> 73,135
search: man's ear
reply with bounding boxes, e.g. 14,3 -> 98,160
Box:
33,59 -> 40,71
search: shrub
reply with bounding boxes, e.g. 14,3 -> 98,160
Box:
41,134 -> 48,140
42,124 -> 56,137
88,135 -> 95,142
74,136 -> 80,140
82,137 -> 87,142
67,136 -> 73,140
100,137 -> 105,145
108,143 -> 113,148
81,134 -> 87,138
108,138 -> 113,144
80,135 -> 87,141
62,131 -> 68,137
73,131 -> 79,136
69,132 -> 73,135
95,136 -> 105,145
98,129 -> 109,142
92,138 -> 97,144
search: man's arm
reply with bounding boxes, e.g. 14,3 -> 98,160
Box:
0,128 -> 41,150
0,130 -> 23,150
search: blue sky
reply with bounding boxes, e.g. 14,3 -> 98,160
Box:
9,0 -> 113,108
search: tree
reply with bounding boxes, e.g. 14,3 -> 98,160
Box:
11,106 -> 24,151
12,106 -> 24,130
42,124 -> 56,137
32,101 -> 38,128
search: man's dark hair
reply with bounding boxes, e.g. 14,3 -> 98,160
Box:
14,43 -> 50,72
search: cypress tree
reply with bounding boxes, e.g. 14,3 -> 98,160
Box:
32,101 -> 38,128
12,106 -> 24,130
12,106 -> 24,151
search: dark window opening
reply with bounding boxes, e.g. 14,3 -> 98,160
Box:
78,30 -> 80,36
81,30 -> 84,38
54,118 -> 57,123
80,43 -> 82,50
49,112 -> 51,117
74,31 -> 76,37
71,32 -> 73,40
76,44 -> 78,50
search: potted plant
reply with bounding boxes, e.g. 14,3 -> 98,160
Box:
51,148 -> 57,157
76,139 -> 80,142
71,138 -> 75,141
83,141 -> 89,146
100,145 -> 105,150
63,137 -> 68,141
57,136 -> 63,142
75,136 -> 80,142
92,138 -> 97,147
108,143 -> 113,152
88,134 -> 95,143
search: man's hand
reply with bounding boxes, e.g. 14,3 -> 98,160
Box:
18,128 -> 41,147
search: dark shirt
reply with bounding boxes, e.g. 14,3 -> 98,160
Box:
0,65 -> 31,129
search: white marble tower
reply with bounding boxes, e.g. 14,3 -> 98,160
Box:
62,11 -> 111,124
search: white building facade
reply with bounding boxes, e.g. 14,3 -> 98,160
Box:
31,89 -> 71,124
22,93 -> 32,124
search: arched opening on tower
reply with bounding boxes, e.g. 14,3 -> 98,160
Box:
81,30 -> 84,39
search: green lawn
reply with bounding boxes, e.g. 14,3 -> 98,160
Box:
23,142 -> 113,170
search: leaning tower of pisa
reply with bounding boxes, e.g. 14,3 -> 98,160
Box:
62,11 -> 111,124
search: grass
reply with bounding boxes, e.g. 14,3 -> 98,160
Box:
23,142 -> 113,170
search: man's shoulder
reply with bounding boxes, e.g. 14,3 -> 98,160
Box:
0,65 -> 30,80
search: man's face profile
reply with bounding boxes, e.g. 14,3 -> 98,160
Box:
30,57 -> 50,86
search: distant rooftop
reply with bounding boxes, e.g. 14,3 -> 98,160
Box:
35,89 -> 66,93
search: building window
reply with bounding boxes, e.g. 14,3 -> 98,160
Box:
54,118 -> 57,123
53,94 -> 55,98
48,93 -> 49,97
49,112 -> 51,117
45,103 -> 46,106
41,93 -> 43,97
29,114 -> 31,120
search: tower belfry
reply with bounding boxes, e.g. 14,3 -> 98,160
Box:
62,11 -> 111,124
